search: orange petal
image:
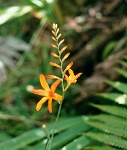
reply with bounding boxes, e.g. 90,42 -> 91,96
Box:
64,84 -> 70,92
68,69 -> 75,78
64,62 -> 73,73
45,75 -> 57,79
58,39 -> 64,46
56,28 -> 59,35
61,46 -> 67,53
62,52 -> 70,62
50,52 -> 59,58
64,74 -> 69,81
74,73 -> 82,81
51,44 -> 57,49
51,36 -> 56,42
52,23 -> 57,30
57,33 -> 62,40
50,62 -> 61,68
45,75 -> 62,80
40,74 -> 50,91
48,98 -> 53,113
32,89 -> 49,97
52,30 -> 55,36
36,97 -> 49,111
51,80 -> 61,92
54,93 -> 62,101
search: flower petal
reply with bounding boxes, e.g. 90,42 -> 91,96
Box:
62,52 -> 70,62
51,36 -> 56,42
52,30 -> 55,36
45,75 -> 62,81
64,74 -> 69,81
74,73 -> 82,81
32,89 -> 49,96
68,69 -> 75,78
54,93 -> 62,101
48,98 -> 53,113
36,97 -> 49,111
61,46 -> 67,54
51,44 -> 57,49
51,80 -> 61,92
52,23 -> 57,30
49,62 -> 61,68
64,84 -> 70,92
58,39 -> 64,46
40,74 -> 50,91
64,62 -> 73,73
57,33 -> 62,40
50,52 -> 59,58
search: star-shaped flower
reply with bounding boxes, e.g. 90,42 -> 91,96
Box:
32,74 -> 62,113
64,69 -> 82,91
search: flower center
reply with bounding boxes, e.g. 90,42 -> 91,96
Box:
49,91 -> 55,97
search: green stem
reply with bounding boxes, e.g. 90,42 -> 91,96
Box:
46,69 -> 65,149
46,25 -> 65,150
46,91 -> 65,150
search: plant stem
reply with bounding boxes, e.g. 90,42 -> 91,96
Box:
46,24 -> 65,150
46,92 -> 65,150
46,66 -> 65,150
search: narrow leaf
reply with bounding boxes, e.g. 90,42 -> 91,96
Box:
105,80 -> 127,94
91,104 -> 127,119
85,132 -> 127,149
61,135 -> 92,150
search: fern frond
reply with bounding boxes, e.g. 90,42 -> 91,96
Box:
88,64 -> 127,149
91,104 -> 127,118
97,92 -> 127,105
105,80 -> 127,94
89,114 -> 127,128
85,132 -> 127,149
115,68 -> 127,78
86,146 -> 117,150
118,60 -> 127,67
86,119 -> 127,138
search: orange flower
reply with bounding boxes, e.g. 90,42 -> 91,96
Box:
64,69 -> 82,91
62,52 -> 70,62
49,62 -> 61,68
64,62 -> 73,74
45,75 -> 62,80
32,74 -> 62,113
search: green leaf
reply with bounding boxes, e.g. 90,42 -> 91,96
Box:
86,119 -> 127,138
61,135 -> 92,150
27,117 -> 92,150
105,80 -> 127,94
91,104 -> 127,119
115,68 -> 127,78
89,114 -> 127,129
102,41 -> 117,60
118,60 -> 127,67
0,117 -> 84,150
97,92 -> 127,105
0,132 -> 11,142
0,6 -> 33,25
85,132 -> 127,149
86,145 -> 118,150
52,123 -> 91,150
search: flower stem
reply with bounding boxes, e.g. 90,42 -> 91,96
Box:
46,91 -> 65,150
46,66 -> 65,149
46,24 -> 66,150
